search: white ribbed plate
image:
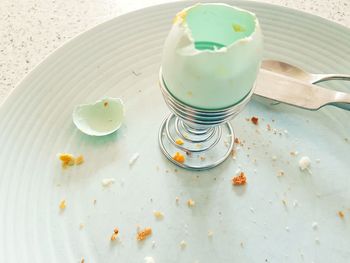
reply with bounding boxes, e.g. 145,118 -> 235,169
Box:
1,1 -> 350,262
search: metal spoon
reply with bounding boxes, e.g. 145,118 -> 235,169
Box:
262,60 -> 350,84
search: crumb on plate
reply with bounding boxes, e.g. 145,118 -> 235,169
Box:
187,199 -> 195,207
290,151 -> 299,156
251,116 -> 259,125
232,172 -> 247,186
299,156 -> 311,171
75,155 -> 84,165
58,153 -> 75,167
173,152 -> 185,163
137,227 -> 152,241
58,153 -> 85,168
180,240 -> 187,249
111,228 -> 119,241
208,230 -> 213,238
338,211 -> 345,219
175,138 -> 184,145
101,178 -> 115,187
59,199 -> 66,210
129,153 -> 140,166
277,170 -> 285,177
153,210 -> 164,219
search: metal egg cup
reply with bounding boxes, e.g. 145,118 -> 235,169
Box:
158,68 -> 254,171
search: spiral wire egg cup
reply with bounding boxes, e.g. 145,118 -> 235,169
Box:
158,68 -> 254,170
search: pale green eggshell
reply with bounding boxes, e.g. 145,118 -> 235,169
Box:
161,3 -> 263,110
72,97 -> 124,136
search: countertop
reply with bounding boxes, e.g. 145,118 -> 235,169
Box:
0,0 -> 349,105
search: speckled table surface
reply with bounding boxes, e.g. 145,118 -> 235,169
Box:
0,0 -> 349,105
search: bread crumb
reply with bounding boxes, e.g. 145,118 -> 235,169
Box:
282,199 -> 287,206
277,170 -> 285,177
59,199 -> 66,210
208,230 -> 214,238
187,199 -> 195,207
58,153 -> 85,168
338,211 -> 345,219
175,139 -> 184,145
299,156 -> 311,171
200,156 -> 206,161
290,151 -> 299,156
173,152 -> 185,163
110,228 -> 119,240
271,155 -> 277,161
81,258 -> 85,263
104,101 -> 108,107
234,137 -> 240,144
293,200 -> 298,207
144,256 -> 155,263
111,233 -> 118,241
58,153 -> 75,168
101,178 -> 115,187
75,155 -> 84,165
129,153 -> 140,166
175,196 -> 180,204
79,223 -> 85,229
137,227 -> 152,241
251,116 -> 259,125
153,210 -> 164,219
232,172 -> 247,186
180,240 -> 187,249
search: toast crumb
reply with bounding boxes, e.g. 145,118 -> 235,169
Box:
75,155 -> 84,165
232,172 -> 247,186
175,139 -> 184,145
58,153 -> 75,168
187,199 -> 195,207
180,240 -> 187,249
251,116 -> 259,125
173,152 -> 185,163
137,227 -> 152,241
111,228 -> 119,241
338,211 -> 345,219
59,199 -> 66,210
153,210 -> 164,219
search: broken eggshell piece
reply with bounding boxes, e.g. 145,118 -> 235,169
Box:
161,3 -> 263,110
73,97 -> 124,136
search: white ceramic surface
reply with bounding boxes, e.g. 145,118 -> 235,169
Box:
0,1 -> 350,262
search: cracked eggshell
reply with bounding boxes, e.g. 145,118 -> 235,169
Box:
161,3 -> 263,110
72,97 -> 124,136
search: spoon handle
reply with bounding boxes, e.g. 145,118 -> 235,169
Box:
312,74 -> 350,84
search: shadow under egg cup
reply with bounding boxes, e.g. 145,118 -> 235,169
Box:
158,68 -> 255,171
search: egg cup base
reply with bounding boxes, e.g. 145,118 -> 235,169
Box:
158,113 -> 234,171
